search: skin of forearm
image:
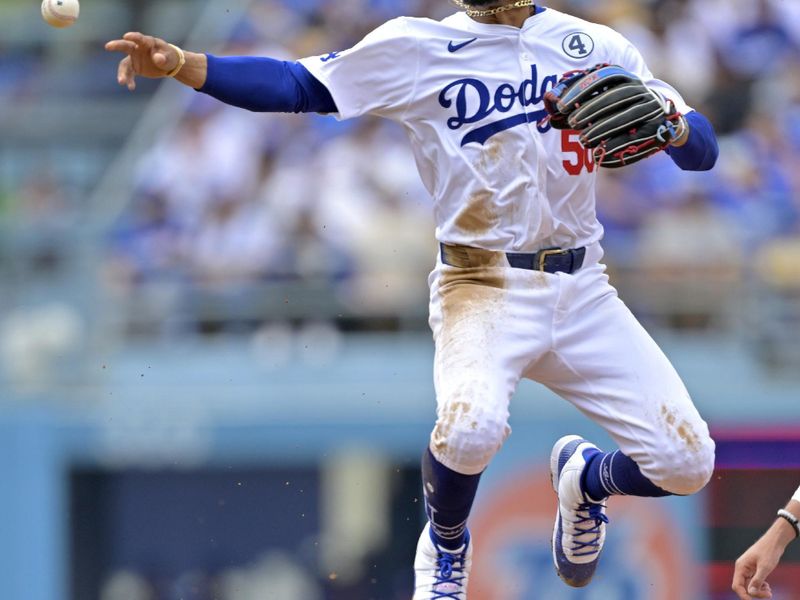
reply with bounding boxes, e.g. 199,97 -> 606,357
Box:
768,499 -> 800,549
175,51 -> 208,90
787,499 -> 800,516
768,517 -> 797,549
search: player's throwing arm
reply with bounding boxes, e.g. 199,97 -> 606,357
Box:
732,486 -> 800,600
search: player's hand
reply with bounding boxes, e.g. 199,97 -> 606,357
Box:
732,530 -> 787,599
104,32 -> 180,91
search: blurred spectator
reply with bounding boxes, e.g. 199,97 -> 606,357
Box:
720,0 -> 798,79
107,191 -> 182,287
633,186 -> 743,329
2,174 -> 77,277
709,111 -> 800,245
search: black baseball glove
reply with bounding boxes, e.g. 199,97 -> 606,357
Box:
543,64 -> 687,169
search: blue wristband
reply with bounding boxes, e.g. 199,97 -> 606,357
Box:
665,111 -> 719,171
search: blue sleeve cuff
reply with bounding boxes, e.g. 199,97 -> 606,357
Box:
665,111 -> 719,171
198,54 -> 337,114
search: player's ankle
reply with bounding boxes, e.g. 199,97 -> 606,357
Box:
430,526 -> 467,552
579,448 -> 609,501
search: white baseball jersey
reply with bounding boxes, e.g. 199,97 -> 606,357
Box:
300,8 -> 691,253
794,485 -> 800,504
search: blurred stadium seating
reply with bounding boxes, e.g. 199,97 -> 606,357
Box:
1,1 -> 800,599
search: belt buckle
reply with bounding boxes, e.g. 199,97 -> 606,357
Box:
537,248 -> 569,271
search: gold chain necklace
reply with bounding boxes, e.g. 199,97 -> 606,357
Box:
450,0 -> 535,18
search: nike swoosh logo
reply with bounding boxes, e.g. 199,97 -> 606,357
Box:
448,38 -> 478,53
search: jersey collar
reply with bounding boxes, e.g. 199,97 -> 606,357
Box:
451,5 -> 550,36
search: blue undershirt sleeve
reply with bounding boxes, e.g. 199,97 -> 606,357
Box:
665,111 -> 719,172
197,54 -> 337,114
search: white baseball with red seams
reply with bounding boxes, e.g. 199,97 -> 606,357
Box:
41,0 -> 80,29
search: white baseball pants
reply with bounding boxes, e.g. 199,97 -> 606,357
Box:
427,242 -> 715,496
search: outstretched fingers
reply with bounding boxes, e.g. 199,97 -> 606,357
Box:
117,56 -> 136,91
105,32 -> 176,87
104,39 -> 138,54
122,32 -> 150,46
123,32 -> 163,60
105,37 -> 138,91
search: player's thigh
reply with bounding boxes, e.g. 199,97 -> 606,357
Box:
528,271 -> 714,488
430,263 -> 552,398
429,264 -> 551,472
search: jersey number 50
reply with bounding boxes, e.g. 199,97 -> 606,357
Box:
562,130 -> 595,175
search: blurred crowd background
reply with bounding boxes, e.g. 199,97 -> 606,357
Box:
3,0 -> 800,348
2,0 -> 800,599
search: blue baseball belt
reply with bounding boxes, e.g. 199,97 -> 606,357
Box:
440,243 -> 586,274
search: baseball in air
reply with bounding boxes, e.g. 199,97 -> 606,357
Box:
41,0 -> 80,28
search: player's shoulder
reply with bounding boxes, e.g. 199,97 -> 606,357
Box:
540,8 -> 630,62
535,8 -> 631,51
537,7 -> 616,34
362,15 -> 458,44
363,16 -> 412,39
387,12 -> 484,40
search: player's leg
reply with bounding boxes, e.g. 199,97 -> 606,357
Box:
535,262 -> 715,497
414,448 -> 480,600
528,248 -> 715,586
415,254 -> 555,599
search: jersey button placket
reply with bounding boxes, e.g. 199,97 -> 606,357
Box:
518,34 -> 531,64
518,43 -> 538,143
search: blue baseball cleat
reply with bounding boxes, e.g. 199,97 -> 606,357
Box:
413,523 -> 472,600
550,435 -> 609,588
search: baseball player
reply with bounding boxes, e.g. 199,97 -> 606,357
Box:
732,485 -> 800,600
106,1 -> 719,597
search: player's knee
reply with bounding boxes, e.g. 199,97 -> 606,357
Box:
429,396 -> 510,475
651,433 -> 715,495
